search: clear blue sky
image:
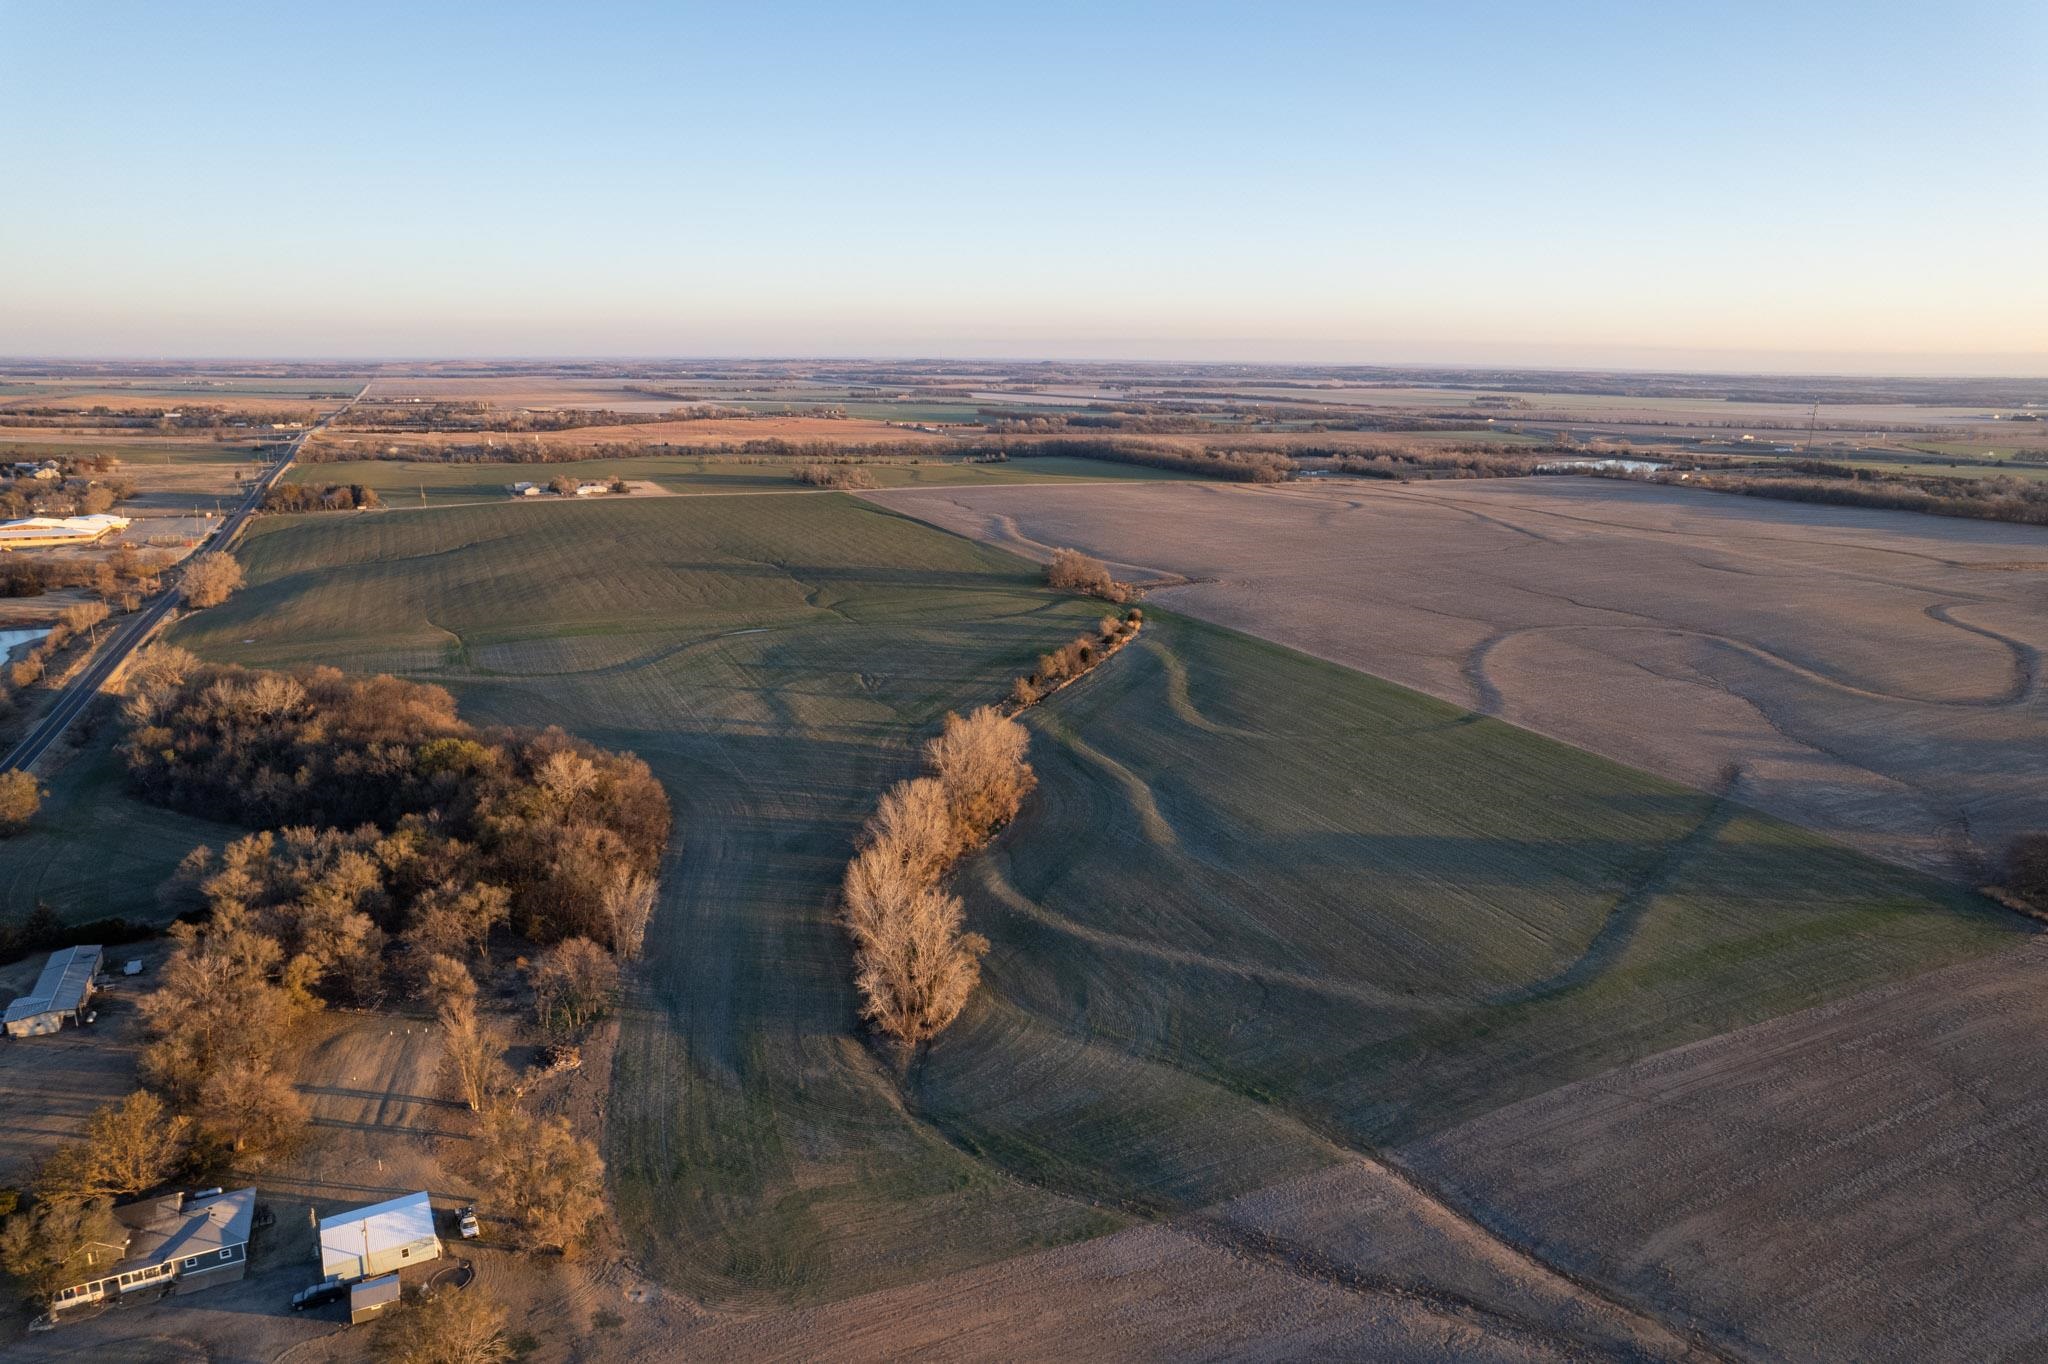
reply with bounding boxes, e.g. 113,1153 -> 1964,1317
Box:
3,0 -> 2043,371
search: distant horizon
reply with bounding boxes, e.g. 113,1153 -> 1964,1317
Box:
5,347 -> 2048,383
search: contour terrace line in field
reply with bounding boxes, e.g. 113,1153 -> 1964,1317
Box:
866,476 -> 2048,877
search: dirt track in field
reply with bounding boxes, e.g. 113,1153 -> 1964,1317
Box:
868,476 -> 2048,877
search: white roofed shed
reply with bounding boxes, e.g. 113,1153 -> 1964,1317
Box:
318,1191 -> 441,1282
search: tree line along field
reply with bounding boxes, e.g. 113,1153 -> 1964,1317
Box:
153,487 -> 2026,1333
281,453 -> 1187,508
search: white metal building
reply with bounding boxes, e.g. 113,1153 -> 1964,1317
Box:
319,1191 -> 441,1282
4,944 -> 103,1037
0,514 -> 131,549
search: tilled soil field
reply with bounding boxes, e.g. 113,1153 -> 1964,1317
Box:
869,477 -> 2048,877
678,1158 -> 1709,1363
1402,937 -> 2048,1363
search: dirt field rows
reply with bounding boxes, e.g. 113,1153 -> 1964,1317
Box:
1404,937 -> 2048,1362
870,477 -> 2048,877
677,1158 -> 1708,1362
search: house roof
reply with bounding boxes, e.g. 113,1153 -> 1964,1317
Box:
118,1188 -> 257,1269
4,945 -> 101,1024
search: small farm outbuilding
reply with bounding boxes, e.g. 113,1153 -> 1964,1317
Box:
349,1272 -> 403,1324
4,944 -> 102,1037
49,1188 -> 257,1313
319,1191 -> 441,1282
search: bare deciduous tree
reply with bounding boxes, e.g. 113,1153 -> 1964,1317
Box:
193,1059 -> 307,1160
439,989 -> 513,1114
862,776 -> 959,881
847,880 -> 988,1048
422,953 -> 477,1013
140,913 -> 303,1102
181,553 -> 245,608
371,1284 -> 513,1364
526,938 -> 618,1034
0,1197 -> 126,1306
924,707 -> 1035,843
0,770 -> 39,834
476,1105 -> 605,1255
34,1092 -> 190,1205
1046,547 -> 1115,597
598,868 -> 657,959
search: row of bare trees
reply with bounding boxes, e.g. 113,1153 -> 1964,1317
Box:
841,709 -> 1035,1050
1010,611 -> 1143,707
792,462 -> 878,489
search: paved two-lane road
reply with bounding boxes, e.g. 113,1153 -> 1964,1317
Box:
0,385 -> 366,774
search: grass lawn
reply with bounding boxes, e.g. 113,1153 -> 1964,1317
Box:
161,493 -> 2022,1309
286,454 -> 1187,508
0,710 -> 241,927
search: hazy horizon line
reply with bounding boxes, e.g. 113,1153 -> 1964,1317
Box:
6,349 -> 2048,383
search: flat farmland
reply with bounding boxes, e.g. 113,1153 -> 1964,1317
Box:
871,477 -> 2048,877
286,454 -> 1186,508
1147,385 -> 2006,429
307,413 -> 952,458
164,489 -> 2021,1351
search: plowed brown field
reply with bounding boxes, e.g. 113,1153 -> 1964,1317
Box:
869,476 -> 2048,877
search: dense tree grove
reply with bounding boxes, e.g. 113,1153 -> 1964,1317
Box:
1002,438 -> 1294,482
120,650 -> 669,946
263,482 -> 383,511
1631,465 -> 2048,527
